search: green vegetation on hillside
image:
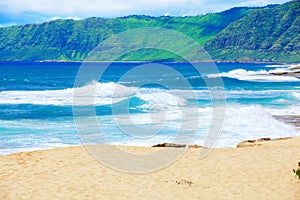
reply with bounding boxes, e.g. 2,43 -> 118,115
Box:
0,0 -> 299,62
206,0 -> 300,62
0,7 -> 254,61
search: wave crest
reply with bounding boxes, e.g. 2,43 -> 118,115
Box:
207,68 -> 300,82
0,81 -> 186,107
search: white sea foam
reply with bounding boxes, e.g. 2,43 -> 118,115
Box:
268,68 -> 291,74
292,92 -> 300,100
0,81 -> 130,106
0,103 -> 298,154
273,99 -> 291,103
207,68 -> 300,82
105,103 -> 298,145
136,88 -> 186,107
194,104 -> 298,147
102,104 -> 298,147
288,64 -> 300,70
1,81 -> 299,108
0,81 -> 186,107
176,89 -> 300,102
265,104 -> 300,116
265,64 -> 289,68
224,105 -> 297,135
73,81 -> 136,106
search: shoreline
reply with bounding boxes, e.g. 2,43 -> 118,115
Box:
1,136 -> 298,157
1,136 -> 299,199
0,60 -> 293,65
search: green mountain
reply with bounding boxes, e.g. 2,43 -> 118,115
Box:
0,0 -> 299,62
206,0 -> 300,63
0,7 -> 254,61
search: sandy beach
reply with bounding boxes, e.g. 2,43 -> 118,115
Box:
0,137 -> 299,200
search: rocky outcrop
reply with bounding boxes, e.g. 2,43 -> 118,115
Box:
274,115 -> 300,130
237,137 -> 292,148
270,71 -> 300,77
152,143 -> 202,148
289,64 -> 300,70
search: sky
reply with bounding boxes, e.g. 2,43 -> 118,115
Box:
0,0 -> 291,26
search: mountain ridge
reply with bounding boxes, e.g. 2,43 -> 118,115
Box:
205,0 -> 300,63
0,1 -> 299,62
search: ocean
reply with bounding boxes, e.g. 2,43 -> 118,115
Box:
0,61 -> 299,155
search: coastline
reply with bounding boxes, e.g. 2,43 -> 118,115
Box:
1,61 -> 299,199
0,60 -> 293,65
1,1 -> 299,198
1,136 -> 299,199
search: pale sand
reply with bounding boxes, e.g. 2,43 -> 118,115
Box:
1,137 -> 300,200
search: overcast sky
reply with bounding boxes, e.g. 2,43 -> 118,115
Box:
0,0 -> 291,26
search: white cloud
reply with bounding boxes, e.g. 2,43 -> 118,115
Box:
237,0 -> 288,7
0,23 -> 17,27
45,16 -> 82,21
0,0 -> 291,18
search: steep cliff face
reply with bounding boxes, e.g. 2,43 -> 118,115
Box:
0,1 -> 299,62
205,0 -> 300,62
0,7 -> 253,61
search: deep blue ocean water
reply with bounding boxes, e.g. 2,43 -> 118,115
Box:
0,62 -> 299,155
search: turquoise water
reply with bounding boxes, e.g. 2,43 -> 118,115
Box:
0,62 -> 299,155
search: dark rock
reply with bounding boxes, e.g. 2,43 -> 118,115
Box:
257,138 -> 271,142
152,143 -> 202,148
152,143 -> 187,148
237,137 -> 292,148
